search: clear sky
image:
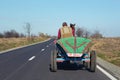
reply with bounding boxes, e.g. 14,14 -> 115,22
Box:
0,0 -> 120,37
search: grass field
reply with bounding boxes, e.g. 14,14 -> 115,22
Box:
91,38 -> 120,67
0,37 -> 49,52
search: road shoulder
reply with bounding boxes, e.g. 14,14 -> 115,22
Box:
97,57 -> 120,80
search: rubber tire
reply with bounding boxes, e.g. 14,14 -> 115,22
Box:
90,51 -> 96,72
50,50 -> 57,72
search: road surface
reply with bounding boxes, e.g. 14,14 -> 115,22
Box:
0,39 -> 112,80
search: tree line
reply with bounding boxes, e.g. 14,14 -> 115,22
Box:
76,27 -> 103,38
0,28 -> 103,38
0,29 -> 51,38
0,23 -> 51,38
0,22 -> 103,38
0,30 -> 25,38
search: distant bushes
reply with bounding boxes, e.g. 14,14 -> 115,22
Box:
91,30 -> 103,38
76,27 -> 103,39
76,27 -> 90,38
0,30 -> 51,38
0,30 -> 25,38
0,33 -> 4,38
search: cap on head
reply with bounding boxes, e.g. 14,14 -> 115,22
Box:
62,22 -> 67,26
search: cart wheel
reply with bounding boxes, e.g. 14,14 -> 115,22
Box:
50,50 -> 57,72
90,51 -> 96,72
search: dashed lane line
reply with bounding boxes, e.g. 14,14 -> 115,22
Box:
28,56 -> 36,61
28,48 -> 46,61
41,49 -> 45,52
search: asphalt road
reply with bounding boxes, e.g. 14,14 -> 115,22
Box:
0,39 -> 112,80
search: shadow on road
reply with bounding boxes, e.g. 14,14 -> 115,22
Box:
57,62 -> 89,71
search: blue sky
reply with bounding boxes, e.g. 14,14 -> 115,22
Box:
0,0 -> 120,37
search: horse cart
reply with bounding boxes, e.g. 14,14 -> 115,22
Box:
50,37 -> 96,72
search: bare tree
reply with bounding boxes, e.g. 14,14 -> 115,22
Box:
91,30 -> 103,38
76,27 -> 84,37
76,26 -> 91,38
0,33 -> 4,38
19,33 -> 25,37
4,30 -> 19,38
39,32 -> 45,37
24,22 -> 31,38
84,30 -> 91,38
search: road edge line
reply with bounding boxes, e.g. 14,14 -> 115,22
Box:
97,57 -> 120,80
97,65 -> 118,80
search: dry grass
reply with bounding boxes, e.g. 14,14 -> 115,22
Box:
0,37 -> 49,52
91,38 -> 120,67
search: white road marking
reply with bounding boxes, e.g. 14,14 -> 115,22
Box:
97,65 -> 117,80
46,45 -> 49,47
41,49 -> 45,51
28,56 -> 35,61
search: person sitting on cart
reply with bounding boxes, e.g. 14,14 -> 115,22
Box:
57,22 -> 73,39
